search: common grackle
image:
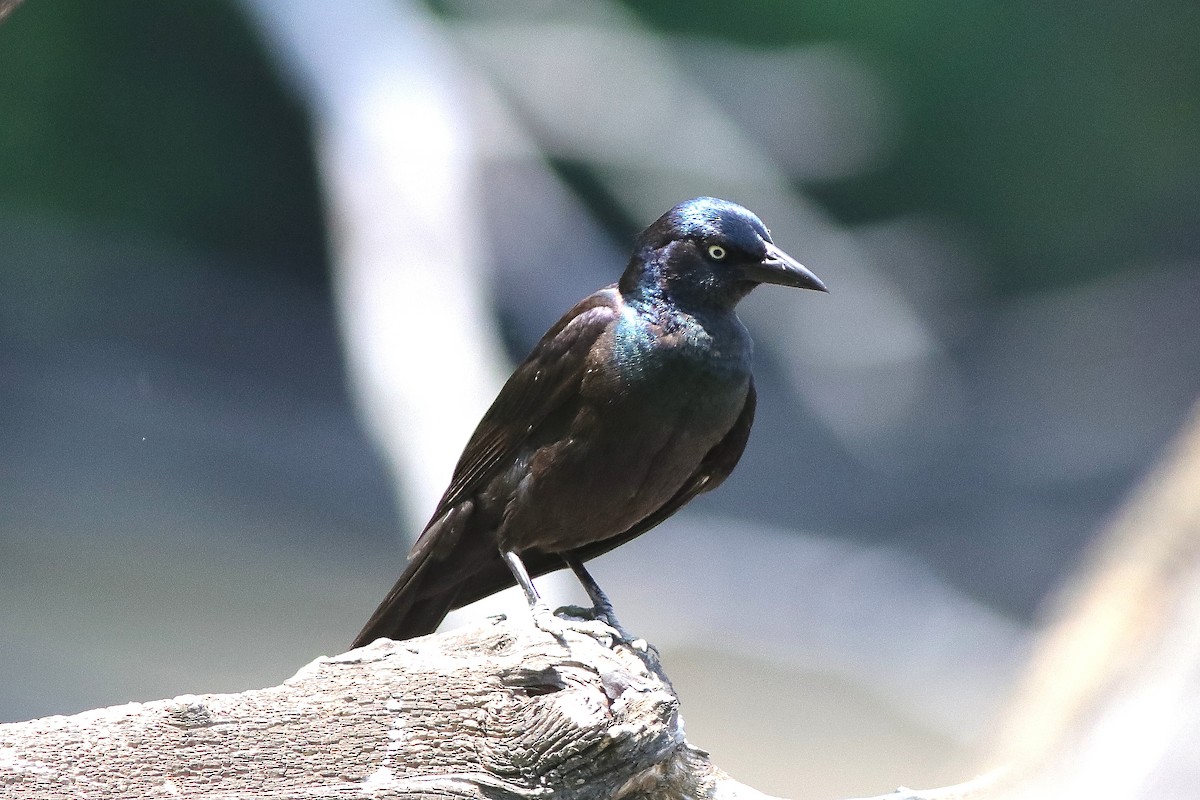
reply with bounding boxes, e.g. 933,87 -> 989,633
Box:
351,197 -> 826,646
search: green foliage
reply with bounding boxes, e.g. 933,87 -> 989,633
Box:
626,0 -> 1200,292
0,1 -> 327,279
2,1 -> 1195,294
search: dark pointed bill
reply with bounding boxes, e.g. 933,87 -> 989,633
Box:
743,242 -> 828,292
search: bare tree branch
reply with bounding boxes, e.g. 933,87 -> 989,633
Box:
987,400 -> 1200,797
0,0 -> 24,25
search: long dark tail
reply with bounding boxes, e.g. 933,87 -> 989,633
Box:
351,513 -> 518,647
350,539 -> 562,647
350,550 -> 466,647
350,531 -> 653,648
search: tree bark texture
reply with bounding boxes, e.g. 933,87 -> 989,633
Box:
0,614 -> 984,800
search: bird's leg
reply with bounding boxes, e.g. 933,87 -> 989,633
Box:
501,550 -> 562,638
564,554 -> 634,641
502,549 -> 541,605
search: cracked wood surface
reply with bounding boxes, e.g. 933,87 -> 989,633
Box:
0,612 -> 988,800
0,616 -> 733,799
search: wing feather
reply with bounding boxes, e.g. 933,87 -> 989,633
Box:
561,376 -> 756,562
412,288 -> 620,555
442,378 -> 758,609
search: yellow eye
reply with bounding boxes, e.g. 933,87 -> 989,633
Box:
707,244 -> 727,260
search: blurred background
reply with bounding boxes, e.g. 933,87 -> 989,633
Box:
1,1 -> 1198,797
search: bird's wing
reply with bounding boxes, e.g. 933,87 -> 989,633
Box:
413,287 -> 621,552
443,378 -> 758,609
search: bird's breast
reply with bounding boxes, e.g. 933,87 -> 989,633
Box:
606,304 -> 752,393
490,302 -> 753,553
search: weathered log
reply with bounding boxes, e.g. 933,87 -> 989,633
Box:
0,612 -> 984,800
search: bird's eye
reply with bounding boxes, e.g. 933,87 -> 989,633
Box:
707,244 -> 727,261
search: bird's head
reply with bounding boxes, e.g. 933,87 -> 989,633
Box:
620,197 -> 827,308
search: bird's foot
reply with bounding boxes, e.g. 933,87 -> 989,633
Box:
550,605 -> 617,646
592,605 -> 637,644
529,599 -> 568,642
561,556 -> 640,643
554,603 -> 640,648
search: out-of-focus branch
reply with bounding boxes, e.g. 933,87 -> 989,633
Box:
0,0 -> 24,25
239,0 -> 508,523
986,399 -> 1200,797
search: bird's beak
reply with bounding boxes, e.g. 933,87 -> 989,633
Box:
743,243 -> 828,292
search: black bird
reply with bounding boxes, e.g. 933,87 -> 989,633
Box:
352,197 -> 826,647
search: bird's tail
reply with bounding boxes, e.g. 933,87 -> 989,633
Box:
350,549 -> 465,648
351,520 -> 589,648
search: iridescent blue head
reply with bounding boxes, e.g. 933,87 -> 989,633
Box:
620,197 -> 826,309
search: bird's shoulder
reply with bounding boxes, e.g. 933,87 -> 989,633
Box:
532,285 -> 622,360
